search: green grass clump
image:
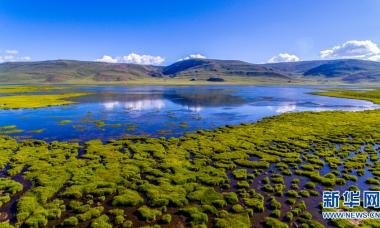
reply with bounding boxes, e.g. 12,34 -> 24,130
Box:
223,192 -> 239,204
214,212 -> 251,228
180,206 -> 208,225
160,214 -> 172,224
300,190 -> 310,198
91,215 -> 112,228
285,212 -> 293,221
122,220 -> 133,228
114,215 -> 124,225
271,174 -> 284,184
264,217 -> 288,228
137,206 -> 162,222
232,169 -> 247,179
139,182 -> 188,207
109,209 -> 124,216
273,184 -> 285,196
286,190 -> 299,198
231,204 -> 245,213
77,207 -> 104,222
304,181 -> 316,189
271,209 -> 281,218
342,174 -> 358,182
234,160 -> 269,169
243,190 -> 264,212
187,186 -> 224,205
0,178 -> 23,195
112,189 -> 144,206
366,178 -> 380,185
25,214 -> 48,227
286,198 -> 296,205
63,216 -> 79,226
236,180 -> 250,188
268,197 -> 281,210
59,120 -> 72,125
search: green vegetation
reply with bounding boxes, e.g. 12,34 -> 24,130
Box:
58,120 -> 72,125
312,88 -> 380,104
0,85 -> 68,93
1,107 -> 380,227
112,189 -> 144,206
0,93 -> 90,109
0,125 -> 24,134
3,59 -> 380,84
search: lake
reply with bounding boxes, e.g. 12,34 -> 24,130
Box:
0,85 -> 378,141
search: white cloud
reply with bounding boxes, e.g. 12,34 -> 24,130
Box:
95,55 -> 118,63
320,40 -> 380,60
5,50 -> 18,55
368,55 -> 380,61
0,50 -> 31,63
0,55 -> 14,62
20,56 -> 31,61
178,53 -> 207,61
121,53 -> 165,65
267,53 -> 300,63
95,53 -> 165,65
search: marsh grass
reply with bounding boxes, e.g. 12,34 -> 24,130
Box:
0,109 -> 380,227
0,93 -> 90,109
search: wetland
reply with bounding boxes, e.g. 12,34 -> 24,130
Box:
0,85 -> 380,228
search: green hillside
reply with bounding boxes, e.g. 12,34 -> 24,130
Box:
1,58 -> 380,84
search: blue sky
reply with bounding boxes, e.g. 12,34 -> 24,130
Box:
1,0 -> 380,64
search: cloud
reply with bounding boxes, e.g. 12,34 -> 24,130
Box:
20,56 -> 31,61
320,40 -> 380,60
368,55 -> 380,61
267,53 -> 300,63
121,53 -> 165,65
178,53 -> 207,61
95,55 -> 118,63
5,50 -> 18,55
0,50 -> 31,63
95,53 -> 165,65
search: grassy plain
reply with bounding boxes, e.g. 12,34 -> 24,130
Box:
0,108 -> 380,227
0,85 -> 89,109
0,86 -> 69,94
0,77 -> 362,86
312,88 -> 380,104
0,93 -> 90,109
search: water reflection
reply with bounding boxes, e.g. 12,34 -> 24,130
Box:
163,89 -> 246,107
0,86 -> 379,141
103,101 -> 120,110
275,103 -> 297,113
124,99 -> 165,111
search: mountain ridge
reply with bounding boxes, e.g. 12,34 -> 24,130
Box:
1,58 -> 380,84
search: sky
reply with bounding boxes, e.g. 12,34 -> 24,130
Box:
0,0 -> 380,65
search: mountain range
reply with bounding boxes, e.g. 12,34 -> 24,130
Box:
1,58 -> 380,84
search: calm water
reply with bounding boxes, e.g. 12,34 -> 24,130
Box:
0,85 -> 378,141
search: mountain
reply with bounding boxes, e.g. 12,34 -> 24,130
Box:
1,58 -> 380,84
264,59 -> 380,82
0,60 -> 162,83
162,59 -> 289,79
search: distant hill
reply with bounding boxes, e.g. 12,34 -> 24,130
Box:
0,60 -> 162,83
1,58 -> 380,84
264,59 -> 380,82
162,59 -> 289,79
